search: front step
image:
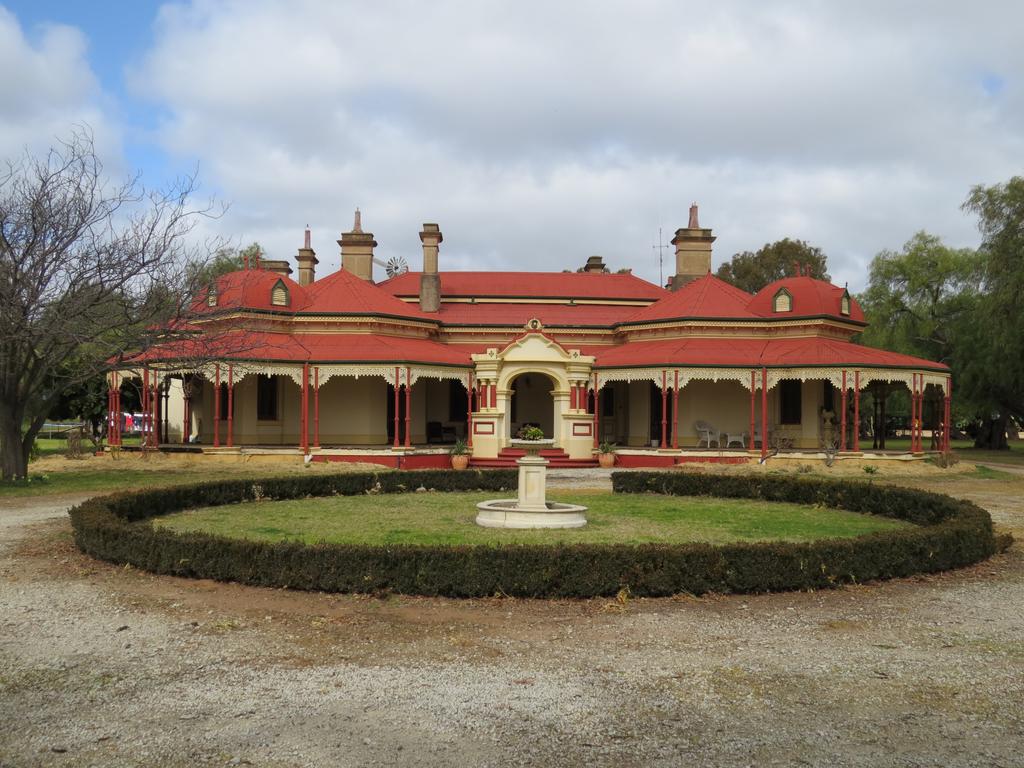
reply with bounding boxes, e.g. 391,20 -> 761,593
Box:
470,447 -> 598,469
470,460 -> 599,468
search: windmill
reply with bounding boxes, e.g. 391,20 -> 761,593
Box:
373,255 -> 409,279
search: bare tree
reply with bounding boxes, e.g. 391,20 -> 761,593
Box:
0,128 -> 223,480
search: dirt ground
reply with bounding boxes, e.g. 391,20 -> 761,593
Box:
1,468 -> 1022,767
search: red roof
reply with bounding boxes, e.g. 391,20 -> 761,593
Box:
195,268 -> 434,320
594,337 -> 948,371
429,302 -> 642,326
304,268 -> 431,320
624,273 -> 755,322
195,270 -> 310,313
380,271 -> 666,301
748,276 -> 865,322
131,331 -> 471,366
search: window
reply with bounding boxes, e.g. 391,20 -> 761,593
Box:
840,290 -> 851,316
780,379 -> 802,424
257,375 -> 278,421
271,280 -> 289,307
773,289 -> 792,313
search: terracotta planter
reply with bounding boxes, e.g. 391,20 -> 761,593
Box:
450,454 -> 470,470
597,452 -> 615,469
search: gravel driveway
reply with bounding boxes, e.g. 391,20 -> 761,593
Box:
1,473 -> 1022,767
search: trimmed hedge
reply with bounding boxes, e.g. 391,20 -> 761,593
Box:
69,468 -> 998,598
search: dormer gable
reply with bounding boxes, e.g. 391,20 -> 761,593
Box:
772,287 -> 793,313
271,279 -> 290,307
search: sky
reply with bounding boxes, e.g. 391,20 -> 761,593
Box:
1,1 -> 1021,292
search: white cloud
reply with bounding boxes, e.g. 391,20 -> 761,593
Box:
0,7 -> 121,166
132,0 -> 1024,290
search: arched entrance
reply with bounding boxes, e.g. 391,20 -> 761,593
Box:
509,372 -> 555,440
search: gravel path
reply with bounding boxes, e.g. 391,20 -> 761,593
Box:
1,475 -> 1022,767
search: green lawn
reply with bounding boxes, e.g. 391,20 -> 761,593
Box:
0,467 -> 204,497
33,435 -> 141,458
154,490 -> 911,546
0,457 -> 304,498
862,438 -> 1024,467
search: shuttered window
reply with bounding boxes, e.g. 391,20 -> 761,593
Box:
271,280 -> 289,307
773,289 -> 792,313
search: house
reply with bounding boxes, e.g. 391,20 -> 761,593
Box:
109,206 -> 951,467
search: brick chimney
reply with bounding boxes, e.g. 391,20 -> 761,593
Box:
419,223 -> 442,313
670,203 -> 715,290
295,226 -> 318,286
338,208 -> 376,281
582,255 -> 607,273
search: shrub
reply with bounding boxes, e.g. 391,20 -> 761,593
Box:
69,469 -> 999,599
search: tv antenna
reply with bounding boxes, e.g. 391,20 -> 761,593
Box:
652,227 -> 670,287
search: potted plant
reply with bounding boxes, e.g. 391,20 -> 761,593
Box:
597,441 -> 616,468
516,425 -> 546,441
511,425 -> 553,457
449,438 -> 470,470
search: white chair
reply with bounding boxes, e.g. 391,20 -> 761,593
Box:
694,421 -> 719,448
724,431 -> 747,449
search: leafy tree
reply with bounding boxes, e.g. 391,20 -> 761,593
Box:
960,177 -> 1024,448
858,232 -> 981,365
858,232 -> 981,447
716,238 -> 830,293
0,128 -> 221,480
188,242 -> 259,286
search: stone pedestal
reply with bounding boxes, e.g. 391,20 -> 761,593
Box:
475,438 -> 587,529
516,454 -> 549,511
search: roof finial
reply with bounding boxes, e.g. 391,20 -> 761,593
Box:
353,208 -> 362,233
688,202 -> 699,229
303,225 -> 311,249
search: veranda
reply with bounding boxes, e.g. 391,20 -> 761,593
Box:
105,361 -> 952,468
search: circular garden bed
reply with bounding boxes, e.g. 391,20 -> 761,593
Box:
69,469 -> 997,598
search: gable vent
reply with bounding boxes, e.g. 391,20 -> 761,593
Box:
773,289 -> 792,313
271,280 -> 290,307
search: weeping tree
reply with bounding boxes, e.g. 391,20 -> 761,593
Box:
960,178 -> 1024,449
0,128 -> 222,480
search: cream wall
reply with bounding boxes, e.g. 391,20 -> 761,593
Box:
674,380 -> 753,448
626,381 -> 651,447
188,371 -> 829,451
197,374 -> 449,447
164,378 -> 185,443
317,377 -> 388,445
